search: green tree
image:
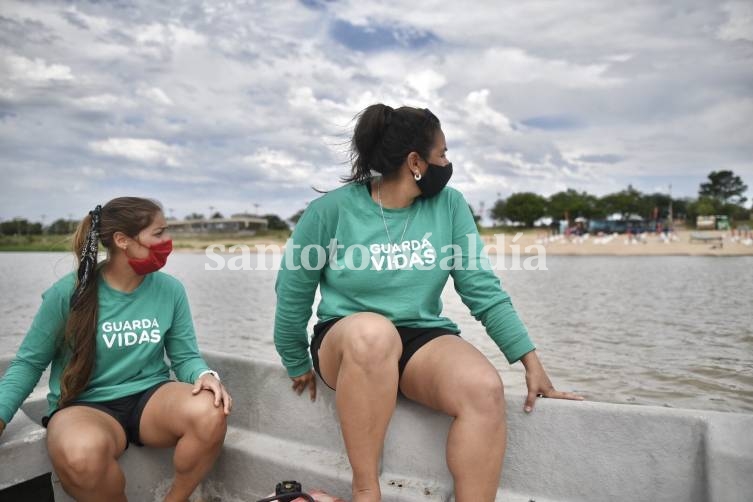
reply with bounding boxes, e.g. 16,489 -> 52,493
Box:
185,213 -> 204,220
600,185 -> 643,220
288,209 -> 306,225
263,213 -> 291,231
722,202 -> 751,222
489,199 -> 507,225
0,218 -> 34,235
699,170 -> 748,206
500,192 -> 547,227
547,189 -> 600,220
210,211 -> 224,219
47,218 -> 76,234
639,192 -> 673,220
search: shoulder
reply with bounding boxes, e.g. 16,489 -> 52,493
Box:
145,271 -> 186,302
307,183 -> 363,212
46,272 -> 76,299
423,186 -> 468,211
147,271 -> 187,297
299,183 -> 365,226
442,186 -> 467,205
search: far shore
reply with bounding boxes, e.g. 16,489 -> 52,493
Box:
1,229 -> 751,256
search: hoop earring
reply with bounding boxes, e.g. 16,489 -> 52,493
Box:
414,171 -> 422,181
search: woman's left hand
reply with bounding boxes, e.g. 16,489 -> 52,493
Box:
521,350 -> 583,413
192,374 -> 232,415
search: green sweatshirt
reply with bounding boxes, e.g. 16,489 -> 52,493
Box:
0,271 -> 210,425
274,181 -> 535,377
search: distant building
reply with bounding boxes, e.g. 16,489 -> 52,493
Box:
169,216 -> 268,234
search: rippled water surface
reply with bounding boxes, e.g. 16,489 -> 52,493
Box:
1,252 -> 751,413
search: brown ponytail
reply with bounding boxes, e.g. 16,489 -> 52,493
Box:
59,197 -> 162,407
344,104 -> 441,184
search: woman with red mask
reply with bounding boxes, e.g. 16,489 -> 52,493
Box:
0,197 -> 231,502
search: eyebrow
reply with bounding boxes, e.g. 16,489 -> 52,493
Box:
154,226 -> 168,232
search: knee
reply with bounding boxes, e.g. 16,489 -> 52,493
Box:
50,438 -> 111,488
186,394 -> 228,445
458,370 -> 505,419
341,313 -> 401,369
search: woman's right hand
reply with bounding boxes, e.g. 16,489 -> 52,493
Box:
0,419 -> 5,438
291,370 -> 317,402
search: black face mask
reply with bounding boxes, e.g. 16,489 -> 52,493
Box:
416,162 -> 453,198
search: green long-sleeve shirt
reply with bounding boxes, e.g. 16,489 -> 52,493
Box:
274,181 -> 535,377
0,271 -> 210,424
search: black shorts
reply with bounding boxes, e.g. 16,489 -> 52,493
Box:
310,317 -> 458,389
42,380 -> 171,448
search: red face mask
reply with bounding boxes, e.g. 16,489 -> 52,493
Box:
127,239 -> 173,275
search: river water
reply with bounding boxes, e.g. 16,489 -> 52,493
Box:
1,252 -> 751,413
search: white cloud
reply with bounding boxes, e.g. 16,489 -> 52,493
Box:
718,1 -> 753,42
4,54 -> 74,83
407,69 -> 446,101
89,138 -> 182,167
74,94 -> 133,110
134,23 -> 207,49
138,87 -> 174,106
464,89 -> 514,133
0,0 -> 751,220
240,148 -> 316,183
474,47 -> 622,88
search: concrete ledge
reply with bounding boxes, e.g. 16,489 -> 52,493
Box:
0,407 -> 51,491
2,351 -> 752,501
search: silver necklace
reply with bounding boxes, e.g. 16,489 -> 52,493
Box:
377,178 -> 411,253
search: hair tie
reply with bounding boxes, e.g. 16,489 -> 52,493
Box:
89,205 -> 102,232
70,205 -> 102,308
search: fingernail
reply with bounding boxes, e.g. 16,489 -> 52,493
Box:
525,407 -> 532,413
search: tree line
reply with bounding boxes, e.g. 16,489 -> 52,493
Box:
0,212 -> 294,236
489,170 -> 749,228
2,171 -> 748,235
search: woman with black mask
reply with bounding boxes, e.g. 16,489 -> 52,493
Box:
274,104 -> 582,502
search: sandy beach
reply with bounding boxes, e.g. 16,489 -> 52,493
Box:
168,229 -> 753,257
481,229 -> 753,256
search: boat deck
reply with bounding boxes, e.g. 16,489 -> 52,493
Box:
2,351 -> 752,501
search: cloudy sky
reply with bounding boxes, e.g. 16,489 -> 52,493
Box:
1,0 -> 751,224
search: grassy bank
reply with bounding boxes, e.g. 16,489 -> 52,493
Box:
0,230 -> 293,252
0,235 -> 71,252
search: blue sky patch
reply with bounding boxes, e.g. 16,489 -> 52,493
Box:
330,19 -> 438,52
299,0 -> 335,10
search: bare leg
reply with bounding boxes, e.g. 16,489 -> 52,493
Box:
317,313 -> 403,502
46,406 -> 128,502
138,382 -> 227,502
400,336 -> 507,502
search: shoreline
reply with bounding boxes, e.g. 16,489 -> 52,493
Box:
1,229 -> 751,256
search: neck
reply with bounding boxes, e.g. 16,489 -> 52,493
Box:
373,175 -> 420,209
102,254 -> 145,293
